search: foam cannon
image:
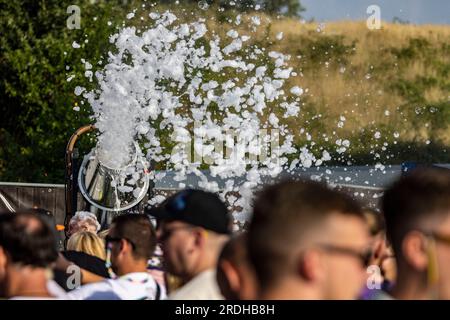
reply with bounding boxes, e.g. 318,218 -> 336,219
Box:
65,125 -> 150,226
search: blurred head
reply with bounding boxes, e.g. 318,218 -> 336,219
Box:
24,208 -> 61,250
106,214 -> 157,276
0,211 -> 58,297
29,208 -> 57,231
362,208 -> 396,285
217,234 -> 258,300
383,166 -> 450,299
148,189 -> 231,282
248,179 -> 370,300
68,211 -> 100,237
363,208 -> 385,238
67,231 -> 106,260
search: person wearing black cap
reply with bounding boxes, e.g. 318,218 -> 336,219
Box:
147,189 -> 231,300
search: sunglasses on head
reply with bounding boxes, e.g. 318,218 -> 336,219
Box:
105,235 -> 136,250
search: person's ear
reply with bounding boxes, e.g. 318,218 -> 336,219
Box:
0,246 -> 5,263
119,239 -> 131,255
0,247 -> 7,278
402,231 -> 428,271
193,228 -> 207,249
219,260 -> 240,293
298,249 -> 323,282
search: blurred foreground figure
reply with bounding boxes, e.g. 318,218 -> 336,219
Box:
0,211 -> 64,299
217,233 -> 258,300
363,209 -> 396,283
248,179 -> 371,300
148,189 -> 231,300
382,166 -> 450,300
360,208 -> 396,300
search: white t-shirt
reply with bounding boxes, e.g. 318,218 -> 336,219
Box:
169,269 -> 223,300
67,272 -> 166,300
48,280 -> 69,299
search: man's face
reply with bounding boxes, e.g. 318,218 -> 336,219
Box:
320,214 -> 371,299
157,221 -> 198,278
432,214 -> 450,299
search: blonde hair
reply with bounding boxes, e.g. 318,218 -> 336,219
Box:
67,231 -> 106,260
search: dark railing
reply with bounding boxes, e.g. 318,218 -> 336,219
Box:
0,181 -> 382,224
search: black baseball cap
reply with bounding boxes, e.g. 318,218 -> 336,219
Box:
145,189 -> 231,235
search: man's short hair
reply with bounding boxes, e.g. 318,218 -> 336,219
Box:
382,166 -> 450,259
111,214 -> 157,261
247,179 -> 364,288
0,211 -> 58,267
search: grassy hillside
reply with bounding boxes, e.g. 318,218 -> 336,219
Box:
210,14 -> 450,164
146,6 -> 450,166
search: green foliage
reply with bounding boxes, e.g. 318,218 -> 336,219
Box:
261,0 -> 305,17
0,0 -> 128,182
294,34 -> 356,70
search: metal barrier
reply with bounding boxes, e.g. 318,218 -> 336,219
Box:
0,180 -> 383,225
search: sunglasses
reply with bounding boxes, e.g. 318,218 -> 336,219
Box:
105,235 -> 136,249
318,244 -> 373,268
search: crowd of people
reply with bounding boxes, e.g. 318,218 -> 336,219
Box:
0,165 -> 449,300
